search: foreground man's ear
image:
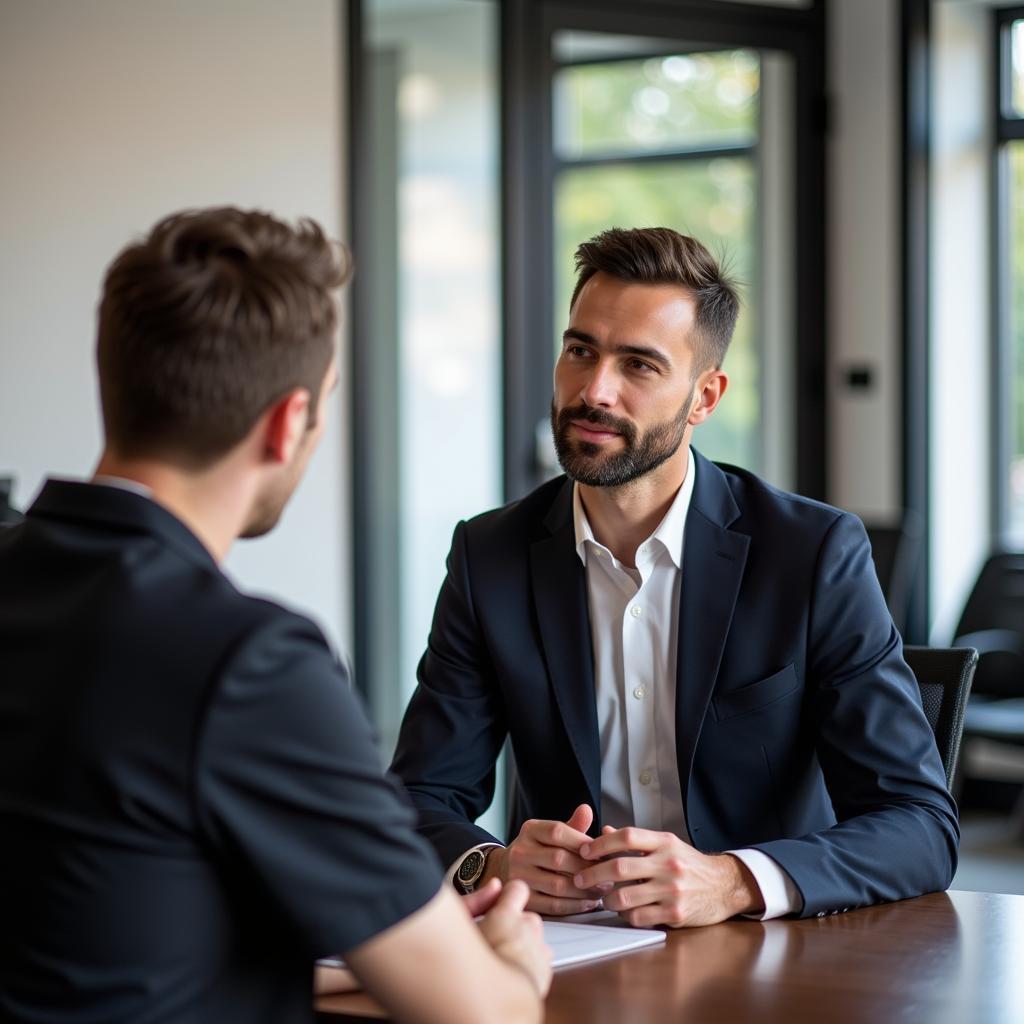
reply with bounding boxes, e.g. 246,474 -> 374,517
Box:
262,388 -> 311,464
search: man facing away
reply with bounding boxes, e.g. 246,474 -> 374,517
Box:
0,208 -> 549,1024
392,226 -> 958,926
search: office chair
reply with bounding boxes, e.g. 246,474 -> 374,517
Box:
0,476 -> 23,527
954,553 -> 1024,700
864,511 -> 923,636
941,555 -> 1024,826
903,646 -> 978,790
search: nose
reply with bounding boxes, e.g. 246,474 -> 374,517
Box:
579,359 -> 619,409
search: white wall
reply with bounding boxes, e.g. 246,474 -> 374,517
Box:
0,0 -> 351,652
827,0 -> 902,518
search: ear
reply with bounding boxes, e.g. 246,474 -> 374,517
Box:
262,388 -> 311,464
687,369 -> 728,426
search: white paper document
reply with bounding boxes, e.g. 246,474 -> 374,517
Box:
316,915 -> 665,973
542,919 -> 666,968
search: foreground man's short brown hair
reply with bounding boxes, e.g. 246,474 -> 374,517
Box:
97,207 -> 351,466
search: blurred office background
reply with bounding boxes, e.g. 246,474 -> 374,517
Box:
2,0 -> 1023,876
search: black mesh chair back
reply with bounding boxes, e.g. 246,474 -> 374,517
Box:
955,553 -> 1024,635
903,646 -> 978,789
952,553 -> 1024,698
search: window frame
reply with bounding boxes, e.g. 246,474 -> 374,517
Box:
502,0 -> 827,502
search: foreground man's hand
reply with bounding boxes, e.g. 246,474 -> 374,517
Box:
344,880 -> 549,1024
573,825 -> 764,927
484,804 -> 605,915
476,879 -> 552,997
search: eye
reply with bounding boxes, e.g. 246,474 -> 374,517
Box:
565,344 -> 593,359
626,357 -> 656,374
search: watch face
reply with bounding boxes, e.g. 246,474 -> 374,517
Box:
457,850 -> 486,885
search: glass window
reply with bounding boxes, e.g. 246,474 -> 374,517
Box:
998,13 -> 1024,544
551,33 -> 779,476
554,50 -> 759,159
362,1 -> 501,765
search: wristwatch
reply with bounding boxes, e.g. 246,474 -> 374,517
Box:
453,848 -> 489,894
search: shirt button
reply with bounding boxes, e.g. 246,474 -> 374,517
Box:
639,771 -> 653,786
632,685 -> 647,700
630,605 -> 643,618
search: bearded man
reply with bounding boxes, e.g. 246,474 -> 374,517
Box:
391,226 -> 957,926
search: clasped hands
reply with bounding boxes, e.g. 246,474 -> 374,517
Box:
483,804 -> 763,928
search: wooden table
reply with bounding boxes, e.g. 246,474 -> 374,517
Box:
316,890 -> 1024,1023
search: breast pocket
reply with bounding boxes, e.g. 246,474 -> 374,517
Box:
711,664 -> 800,722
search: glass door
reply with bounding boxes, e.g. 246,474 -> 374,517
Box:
503,0 -> 825,502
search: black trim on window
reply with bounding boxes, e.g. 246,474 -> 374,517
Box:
347,0 -> 370,702
900,0 -> 931,644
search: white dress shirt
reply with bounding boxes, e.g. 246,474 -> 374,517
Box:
573,449 -> 799,920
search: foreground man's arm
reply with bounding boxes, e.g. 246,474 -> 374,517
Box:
346,880 -> 549,1024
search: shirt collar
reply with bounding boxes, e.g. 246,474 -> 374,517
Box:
92,475 -> 154,499
572,446 -> 696,570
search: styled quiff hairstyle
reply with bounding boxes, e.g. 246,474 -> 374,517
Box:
97,206 -> 351,466
570,227 -> 740,371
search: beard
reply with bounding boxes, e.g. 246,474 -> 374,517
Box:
550,391 -> 693,488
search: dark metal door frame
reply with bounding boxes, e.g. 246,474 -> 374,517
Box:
501,0 -> 829,502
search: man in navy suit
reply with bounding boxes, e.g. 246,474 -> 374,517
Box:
392,227 -> 957,926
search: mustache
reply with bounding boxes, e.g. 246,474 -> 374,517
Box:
556,403 -> 636,441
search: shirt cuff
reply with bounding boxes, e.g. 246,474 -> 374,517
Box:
727,848 -> 801,920
445,843 -> 504,891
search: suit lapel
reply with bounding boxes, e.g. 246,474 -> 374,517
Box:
675,454 -> 750,811
530,481 -> 602,817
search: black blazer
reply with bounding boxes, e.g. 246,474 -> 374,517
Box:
391,451 -> 958,919
0,481 -> 440,1023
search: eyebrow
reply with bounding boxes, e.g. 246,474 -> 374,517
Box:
562,328 -> 673,370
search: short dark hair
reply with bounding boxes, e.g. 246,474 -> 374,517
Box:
97,207 -> 351,465
570,227 -> 740,370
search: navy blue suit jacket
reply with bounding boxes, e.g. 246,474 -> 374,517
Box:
391,451 -> 958,918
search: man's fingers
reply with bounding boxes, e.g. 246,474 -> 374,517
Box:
621,903 -> 676,929
530,845 -> 589,877
492,878 -> 531,916
461,877 -> 502,918
526,892 -> 603,916
528,818 -> 592,851
565,803 -> 594,835
579,826 -> 664,860
601,880 -> 660,914
517,864 -> 602,900
573,854 -> 654,891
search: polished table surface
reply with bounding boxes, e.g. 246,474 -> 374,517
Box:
316,889 -> 1024,1023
